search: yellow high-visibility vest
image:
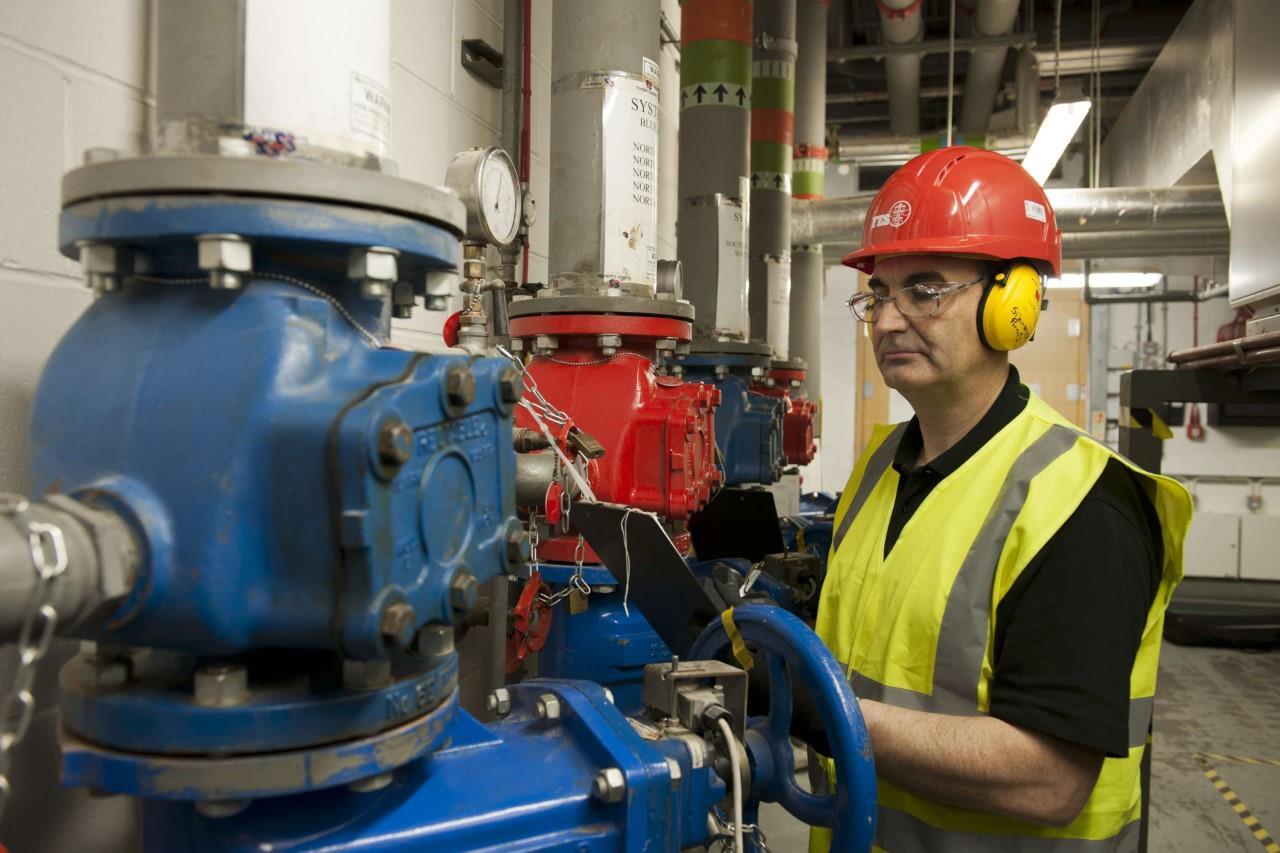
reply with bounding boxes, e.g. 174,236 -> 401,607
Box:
811,392 -> 1192,852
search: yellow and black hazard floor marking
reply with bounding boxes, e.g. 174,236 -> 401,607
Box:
1192,752 -> 1280,853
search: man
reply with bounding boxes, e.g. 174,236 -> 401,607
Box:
810,148 -> 1192,851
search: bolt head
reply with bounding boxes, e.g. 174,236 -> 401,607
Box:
193,663 -> 249,707
412,624 -> 455,657
379,602 -> 417,646
377,419 -> 414,466
349,247 -> 400,282
444,365 -> 477,408
534,335 -> 558,354
654,338 -> 678,352
597,334 -> 622,349
498,368 -> 524,405
392,304 -> 414,319
77,241 -> 118,274
592,767 -> 626,803
197,234 -> 252,273
195,799 -> 251,819
506,526 -> 530,568
449,570 -> 480,617
535,693 -> 562,720
487,687 -> 513,716
343,659 -> 392,690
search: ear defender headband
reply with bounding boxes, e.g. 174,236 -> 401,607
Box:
976,262 -> 1045,351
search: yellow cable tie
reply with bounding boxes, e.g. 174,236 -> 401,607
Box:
721,608 -> 755,672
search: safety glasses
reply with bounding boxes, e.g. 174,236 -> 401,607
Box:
846,275 -> 985,323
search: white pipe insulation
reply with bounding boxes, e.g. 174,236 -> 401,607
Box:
958,0 -> 1022,136
877,0 -> 924,136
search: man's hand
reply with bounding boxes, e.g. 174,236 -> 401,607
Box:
859,698 -> 1104,826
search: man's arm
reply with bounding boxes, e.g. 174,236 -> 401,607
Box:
858,699 -> 1104,826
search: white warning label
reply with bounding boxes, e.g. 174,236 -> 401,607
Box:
601,74 -> 660,287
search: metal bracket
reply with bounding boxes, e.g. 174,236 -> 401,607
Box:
461,39 -> 504,89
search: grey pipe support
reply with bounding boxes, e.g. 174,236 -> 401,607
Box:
749,0 -> 797,357
959,0 -> 1021,135
549,0 -> 660,291
793,185 -> 1227,246
499,0 -> 525,289
876,0 -> 924,136
0,496 -> 139,644
790,0 -> 828,409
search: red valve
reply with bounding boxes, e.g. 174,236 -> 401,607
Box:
442,310 -> 463,348
505,571 -> 552,674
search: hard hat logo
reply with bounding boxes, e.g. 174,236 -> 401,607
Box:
871,200 -> 912,229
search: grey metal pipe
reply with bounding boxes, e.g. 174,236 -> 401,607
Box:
794,185 -> 1227,245
959,0 -> 1021,135
828,30 -> 1034,62
831,130 -> 1033,166
0,496 -> 138,644
877,0 -> 924,136
677,0 -> 753,339
823,228 -> 1230,263
790,0 -> 828,409
749,0 -> 798,356
549,0 -> 660,291
498,0 -> 525,290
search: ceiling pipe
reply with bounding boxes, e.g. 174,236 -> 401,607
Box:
829,130 -> 1033,166
876,0 -> 925,135
958,0 -> 1022,136
794,185 -> 1227,245
829,30 -> 1034,61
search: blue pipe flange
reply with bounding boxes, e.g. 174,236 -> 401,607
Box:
61,689 -> 459,801
689,604 -> 877,852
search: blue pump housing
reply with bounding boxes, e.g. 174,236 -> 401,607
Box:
680,363 -> 786,485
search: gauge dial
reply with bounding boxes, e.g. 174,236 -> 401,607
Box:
445,147 -> 522,246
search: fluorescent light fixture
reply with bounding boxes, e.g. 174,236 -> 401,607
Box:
1046,272 -> 1164,289
1021,98 -> 1092,185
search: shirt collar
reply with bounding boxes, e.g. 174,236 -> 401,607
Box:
891,365 -> 1029,479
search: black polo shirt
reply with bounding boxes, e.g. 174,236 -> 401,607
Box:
886,365 -> 1162,757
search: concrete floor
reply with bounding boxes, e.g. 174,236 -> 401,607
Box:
759,641 -> 1280,851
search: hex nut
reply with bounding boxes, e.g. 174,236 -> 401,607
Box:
377,419 -> 414,466
342,659 -> 392,691
197,234 -> 252,273
592,767 -> 626,803
535,693 -> 561,721
348,247 -> 399,283
84,656 -> 131,690
77,242 -> 118,274
449,570 -> 480,617
654,337 -> 679,352
194,663 -> 250,708
534,335 -> 559,354
506,526 -> 530,569
444,365 -> 477,408
487,687 -> 513,717
498,368 -> 524,405
195,799 -> 251,819
348,771 -> 394,793
412,624 -> 454,657
379,602 -> 417,646
597,334 -> 622,350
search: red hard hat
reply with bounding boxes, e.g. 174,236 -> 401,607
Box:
843,147 -> 1062,277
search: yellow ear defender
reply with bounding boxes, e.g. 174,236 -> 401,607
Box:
977,262 -> 1045,351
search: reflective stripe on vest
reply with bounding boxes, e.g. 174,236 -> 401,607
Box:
831,423 -> 907,554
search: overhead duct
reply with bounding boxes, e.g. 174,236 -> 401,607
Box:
877,0 -> 924,136
959,0 -> 1022,136
794,184 -> 1228,246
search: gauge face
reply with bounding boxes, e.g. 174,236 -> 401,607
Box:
480,150 -> 521,245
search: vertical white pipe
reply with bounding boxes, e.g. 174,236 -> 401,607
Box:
877,0 -> 923,136
958,0 -> 1021,136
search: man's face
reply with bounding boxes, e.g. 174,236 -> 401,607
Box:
866,254 -> 992,393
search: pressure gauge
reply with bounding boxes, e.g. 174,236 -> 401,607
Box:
445,147 -> 522,247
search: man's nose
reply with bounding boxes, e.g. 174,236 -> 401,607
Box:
873,296 -> 910,335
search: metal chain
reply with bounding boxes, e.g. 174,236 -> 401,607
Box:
130,272 -> 383,349
0,494 -> 68,822
497,346 -> 570,426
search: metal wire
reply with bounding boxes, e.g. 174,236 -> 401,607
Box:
946,0 -> 957,146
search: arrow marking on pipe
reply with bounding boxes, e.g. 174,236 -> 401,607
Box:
681,83 -> 749,110
750,172 -> 792,193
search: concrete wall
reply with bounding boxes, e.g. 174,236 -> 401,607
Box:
0,1 -> 552,847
